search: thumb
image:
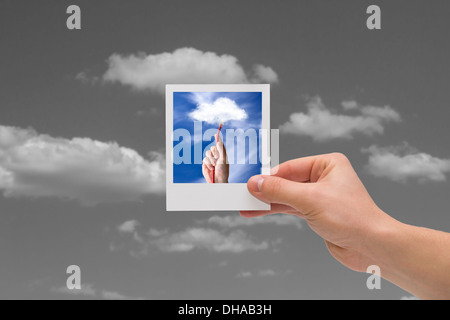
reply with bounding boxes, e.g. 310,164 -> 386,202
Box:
247,175 -> 315,213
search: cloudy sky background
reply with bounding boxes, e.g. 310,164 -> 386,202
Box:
1,0 -> 449,300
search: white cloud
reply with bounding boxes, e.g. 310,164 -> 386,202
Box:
52,283 -> 143,300
362,144 -> 450,183
100,290 -> 143,301
280,97 -> 401,142
0,125 -> 165,205
400,296 -> 420,300
75,70 -> 100,85
188,97 -> 248,124
360,105 -> 401,122
51,284 -> 96,297
236,271 -> 253,278
100,47 -> 279,94
114,220 -> 277,257
341,100 -> 358,110
152,228 -> 269,253
236,269 -> 279,278
203,214 -> 302,230
251,64 -> 279,84
118,220 -> 140,233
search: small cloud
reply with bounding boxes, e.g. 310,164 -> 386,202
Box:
257,269 -> 277,277
362,143 -> 450,183
341,100 -> 358,110
400,296 -> 420,300
0,125 -> 165,205
280,97 -> 401,142
202,214 -> 302,230
188,97 -> 248,125
100,290 -> 144,300
148,228 -> 168,237
236,271 -> 253,278
251,64 -> 279,84
52,283 -> 144,300
118,220 -> 140,233
217,260 -> 229,267
92,47 -> 278,94
152,228 -> 269,253
113,220 -> 279,257
76,70 -> 100,85
51,284 -> 96,297
136,107 -> 159,117
236,269 -> 279,278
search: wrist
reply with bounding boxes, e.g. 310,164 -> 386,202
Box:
364,210 -> 407,271
364,210 -> 418,289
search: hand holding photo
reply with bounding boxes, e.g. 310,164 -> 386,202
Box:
166,85 -> 271,211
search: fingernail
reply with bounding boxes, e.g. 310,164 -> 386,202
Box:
249,176 -> 264,192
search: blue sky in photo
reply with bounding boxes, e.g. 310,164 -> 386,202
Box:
173,92 -> 262,183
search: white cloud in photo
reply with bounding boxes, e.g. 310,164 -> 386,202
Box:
203,214 -> 302,230
362,144 -> 450,183
280,97 -> 401,142
0,125 -> 165,205
188,97 -> 248,125
100,47 -> 279,94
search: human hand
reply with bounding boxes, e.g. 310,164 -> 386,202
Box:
240,153 -> 398,272
202,133 -> 229,183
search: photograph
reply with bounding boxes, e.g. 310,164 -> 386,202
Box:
166,84 -> 271,211
173,91 -> 263,184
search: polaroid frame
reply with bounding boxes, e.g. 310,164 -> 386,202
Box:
166,84 -> 271,211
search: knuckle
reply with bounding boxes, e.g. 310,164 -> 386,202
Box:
330,152 -> 348,162
267,178 -> 283,196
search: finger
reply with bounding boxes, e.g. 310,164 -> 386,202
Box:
215,133 -> 223,145
271,154 -> 336,183
202,164 -> 213,183
210,146 -> 219,160
270,156 -> 317,182
203,157 -> 214,171
240,203 -> 302,217
247,175 -> 316,213
216,141 -> 226,163
206,150 -> 216,165
240,211 -> 306,219
215,134 -> 226,153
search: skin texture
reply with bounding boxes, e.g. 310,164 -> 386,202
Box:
240,153 -> 450,300
202,133 -> 229,183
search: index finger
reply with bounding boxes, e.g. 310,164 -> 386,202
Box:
271,154 -> 331,183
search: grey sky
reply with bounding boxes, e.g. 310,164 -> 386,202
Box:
1,0 -> 449,300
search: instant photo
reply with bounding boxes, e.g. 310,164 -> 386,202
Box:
166,85 -> 271,211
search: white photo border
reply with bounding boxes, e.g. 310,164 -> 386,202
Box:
166,84 -> 271,211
